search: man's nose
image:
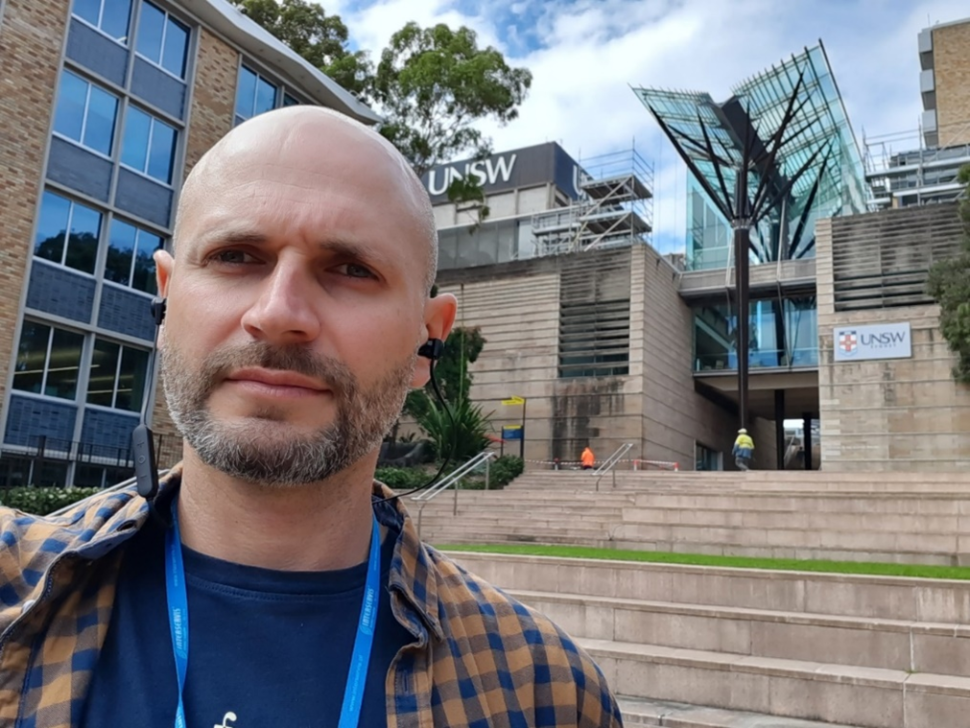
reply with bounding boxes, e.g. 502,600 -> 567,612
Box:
240,260 -> 321,345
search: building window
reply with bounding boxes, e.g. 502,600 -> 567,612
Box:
13,322 -> 85,401
136,1 -> 190,78
53,70 -> 119,156
87,338 -> 150,412
106,219 -> 163,294
72,0 -> 133,43
235,66 -> 278,124
558,299 -> 631,378
34,190 -> 103,275
121,106 -> 177,184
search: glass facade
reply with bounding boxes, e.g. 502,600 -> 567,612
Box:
635,44 -> 867,271
693,297 -> 818,372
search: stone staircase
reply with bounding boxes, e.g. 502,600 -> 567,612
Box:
412,470 -> 970,565
447,551 -> 970,728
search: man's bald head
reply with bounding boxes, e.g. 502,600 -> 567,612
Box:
174,106 -> 438,293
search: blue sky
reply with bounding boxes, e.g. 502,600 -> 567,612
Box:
323,0 -> 970,253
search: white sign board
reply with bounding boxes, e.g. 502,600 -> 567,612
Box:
833,323 -> 912,362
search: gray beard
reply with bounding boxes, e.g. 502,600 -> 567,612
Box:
161,340 -> 415,487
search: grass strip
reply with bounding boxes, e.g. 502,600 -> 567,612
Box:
437,543 -> 970,580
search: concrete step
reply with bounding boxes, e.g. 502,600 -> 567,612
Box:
509,590 -> 970,676
446,552 -> 970,623
426,520 -> 964,565
617,696 -> 866,727
581,638 -> 970,728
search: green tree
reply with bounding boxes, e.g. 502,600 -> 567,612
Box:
926,164 -> 970,384
373,22 -> 532,177
227,0 -> 372,99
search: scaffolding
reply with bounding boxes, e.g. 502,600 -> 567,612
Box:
529,147 -> 653,257
864,122 -> 970,210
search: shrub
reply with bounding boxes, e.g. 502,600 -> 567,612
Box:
0,487 -> 101,516
374,466 -> 433,490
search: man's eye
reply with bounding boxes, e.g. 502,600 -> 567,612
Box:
337,263 -> 376,279
211,250 -> 257,265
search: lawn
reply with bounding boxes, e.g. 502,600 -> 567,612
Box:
437,543 -> 970,581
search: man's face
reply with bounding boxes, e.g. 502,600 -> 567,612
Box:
155,118 -> 451,486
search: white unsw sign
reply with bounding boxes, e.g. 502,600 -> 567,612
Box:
426,154 -> 517,195
833,322 -> 912,362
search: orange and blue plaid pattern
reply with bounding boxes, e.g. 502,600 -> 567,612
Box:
0,465 -> 623,727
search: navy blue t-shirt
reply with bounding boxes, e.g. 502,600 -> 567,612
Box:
81,514 -> 413,728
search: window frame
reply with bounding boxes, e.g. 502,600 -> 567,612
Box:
134,0 -> 191,81
52,70 -> 120,160
70,0 -> 133,47
104,217 -> 164,296
235,64 -> 281,124
34,190 -> 103,277
120,105 -> 178,186
86,337 -> 150,413
12,321 -> 86,402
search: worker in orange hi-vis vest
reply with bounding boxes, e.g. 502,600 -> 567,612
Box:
581,446 -> 596,470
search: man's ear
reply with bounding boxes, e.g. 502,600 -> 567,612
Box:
412,292 -> 458,388
154,249 -> 174,298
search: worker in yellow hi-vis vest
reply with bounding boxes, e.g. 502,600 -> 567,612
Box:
733,429 -> 755,471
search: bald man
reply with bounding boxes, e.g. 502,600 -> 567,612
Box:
0,107 -> 623,728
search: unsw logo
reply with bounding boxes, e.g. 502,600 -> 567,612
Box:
838,331 -> 858,356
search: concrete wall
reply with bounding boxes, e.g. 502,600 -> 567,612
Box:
0,0 -> 70,422
637,245 -> 740,469
817,216 -> 970,471
437,249 -> 644,465
933,20 -> 970,147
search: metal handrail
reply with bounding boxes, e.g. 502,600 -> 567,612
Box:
413,449 -> 497,538
594,443 -> 633,491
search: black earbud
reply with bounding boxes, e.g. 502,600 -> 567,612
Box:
151,298 -> 167,326
418,338 -> 444,360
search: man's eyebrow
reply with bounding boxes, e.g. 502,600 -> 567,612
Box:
198,228 -> 394,266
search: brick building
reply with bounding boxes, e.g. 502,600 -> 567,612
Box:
920,15 -> 970,148
0,0 -> 377,487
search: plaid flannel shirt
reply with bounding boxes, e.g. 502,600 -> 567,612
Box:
0,465 -> 623,727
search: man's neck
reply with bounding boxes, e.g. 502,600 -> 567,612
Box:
174,450 -> 377,572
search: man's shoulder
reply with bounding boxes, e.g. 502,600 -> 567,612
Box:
425,547 -> 623,726
0,484 -> 144,578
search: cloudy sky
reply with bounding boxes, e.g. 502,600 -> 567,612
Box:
322,0 -> 969,252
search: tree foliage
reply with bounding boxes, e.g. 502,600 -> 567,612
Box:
926,165 -> 970,384
373,22 -> 532,176
227,0 -> 372,99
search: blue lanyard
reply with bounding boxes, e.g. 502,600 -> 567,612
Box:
165,500 -> 382,728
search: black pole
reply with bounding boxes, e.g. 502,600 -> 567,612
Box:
520,400 -> 526,460
774,390 -> 785,470
733,171 -> 751,433
802,412 -> 813,471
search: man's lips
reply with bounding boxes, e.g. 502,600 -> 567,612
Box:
224,368 -> 329,396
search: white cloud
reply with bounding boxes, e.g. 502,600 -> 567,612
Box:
325,0 -> 970,251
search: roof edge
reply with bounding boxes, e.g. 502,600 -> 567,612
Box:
183,0 -> 382,125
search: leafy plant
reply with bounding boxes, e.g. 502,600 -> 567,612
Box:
927,164 -> 970,384
0,487 -> 101,516
413,393 -> 492,462
374,467 -> 433,490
